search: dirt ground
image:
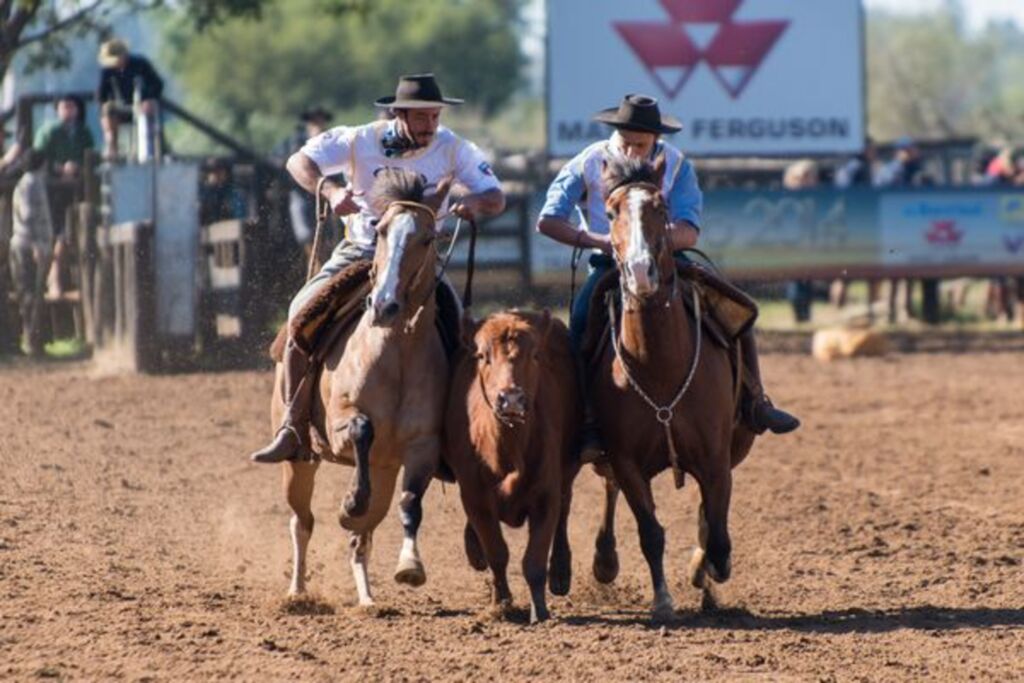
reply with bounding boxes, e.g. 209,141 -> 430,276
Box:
1,350 -> 1022,681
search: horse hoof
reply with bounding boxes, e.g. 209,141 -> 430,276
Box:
530,605 -> 550,624
592,552 -> 619,584
651,600 -> 676,623
548,566 -> 572,597
394,559 -> 427,587
688,547 -> 707,589
700,586 -> 720,612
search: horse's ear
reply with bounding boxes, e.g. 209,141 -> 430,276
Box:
425,176 -> 453,213
651,152 -> 667,188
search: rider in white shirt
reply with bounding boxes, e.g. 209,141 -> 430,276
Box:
251,74 -> 505,464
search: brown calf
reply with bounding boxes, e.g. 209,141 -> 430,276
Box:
444,310 -> 581,623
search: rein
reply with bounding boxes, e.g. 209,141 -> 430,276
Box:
306,177 -> 332,282
606,179 -> 702,488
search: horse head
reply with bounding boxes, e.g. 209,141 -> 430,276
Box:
463,310 -> 553,427
367,170 -> 451,326
602,153 -> 672,301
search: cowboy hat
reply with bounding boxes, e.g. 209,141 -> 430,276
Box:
98,38 -> 129,68
374,74 -> 463,109
592,94 -> 682,135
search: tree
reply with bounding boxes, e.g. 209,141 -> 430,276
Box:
867,6 -> 1024,142
0,0 -> 266,85
163,0 -> 526,151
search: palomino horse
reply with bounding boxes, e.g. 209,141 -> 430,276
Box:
277,169 -> 451,606
588,155 -> 756,619
444,310 -> 581,622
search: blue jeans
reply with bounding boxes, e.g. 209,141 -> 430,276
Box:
569,251 -> 692,351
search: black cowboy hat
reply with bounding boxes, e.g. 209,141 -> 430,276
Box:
592,94 -> 682,135
300,106 -> 333,123
374,73 -> 463,109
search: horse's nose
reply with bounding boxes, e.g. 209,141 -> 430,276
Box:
373,300 -> 401,326
626,255 -> 657,295
496,386 -> 527,416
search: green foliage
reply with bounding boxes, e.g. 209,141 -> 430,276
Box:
867,7 -> 1024,142
163,0 -> 526,152
2,0 -> 269,78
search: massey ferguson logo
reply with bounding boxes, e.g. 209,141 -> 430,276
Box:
615,0 -> 789,99
924,221 -> 964,246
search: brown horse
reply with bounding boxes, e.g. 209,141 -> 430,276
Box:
588,156 -> 756,619
277,170 -> 451,606
444,310 -> 581,622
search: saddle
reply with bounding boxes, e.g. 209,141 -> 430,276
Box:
580,261 -> 758,370
268,260 -> 462,363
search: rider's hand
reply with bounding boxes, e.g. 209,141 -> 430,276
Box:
449,197 -> 477,220
327,186 -> 363,216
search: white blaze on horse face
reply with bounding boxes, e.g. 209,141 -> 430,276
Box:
371,212 -> 417,316
624,187 -> 657,296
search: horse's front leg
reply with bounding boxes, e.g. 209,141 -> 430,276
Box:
689,457 -> 733,589
342,463 -> 399,606
283,460 -> 319,597
394,434 -> 439,587
613,459 -> 674,621
342,413 -> 373,518
592,462 -> 621,584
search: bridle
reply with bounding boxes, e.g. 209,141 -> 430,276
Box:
371,200 -> 440,333
605,181 -> 678,307
605,180 -> 700,488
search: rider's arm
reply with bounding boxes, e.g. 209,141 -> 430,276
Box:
288,128 -> 358,214
450,141 -> 506,219
455,187 -> 505,219
536,154 -> 612,252
666,159 -> 703,252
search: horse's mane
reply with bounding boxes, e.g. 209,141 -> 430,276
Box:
370,168 -> 426,216
603,155 -> 658,194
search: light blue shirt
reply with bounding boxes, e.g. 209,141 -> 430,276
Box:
540,138 -> 703,235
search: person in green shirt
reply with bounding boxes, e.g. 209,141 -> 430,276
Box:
33,95 -> 94,180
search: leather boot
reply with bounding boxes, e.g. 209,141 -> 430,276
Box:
250,338 -> 315,463
738,328 -> 800,435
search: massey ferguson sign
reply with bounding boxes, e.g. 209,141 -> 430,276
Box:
547,0 -> 865,157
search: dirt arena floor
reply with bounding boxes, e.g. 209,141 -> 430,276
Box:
1,350 -> 1022,681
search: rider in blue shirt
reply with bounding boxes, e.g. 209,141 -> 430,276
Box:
538,95 -> 799,462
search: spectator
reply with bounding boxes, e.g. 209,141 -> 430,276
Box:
199,157 -> 247,225
985,146 -> 1024,186
33,95 -> 94,180
9,150 -> 54,355
875,137 -> 926,188
272,106 -> 334,256
835,137 -> 877,188
97,38 -> 164,161
782,159 -> 819,323
834,139 -> 881,313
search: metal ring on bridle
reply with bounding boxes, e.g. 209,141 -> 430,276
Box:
655,407 -> 673,424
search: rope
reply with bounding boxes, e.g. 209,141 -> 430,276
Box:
306,177 -> 331,283
608,283 -> 702,488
